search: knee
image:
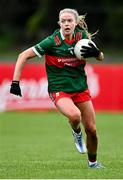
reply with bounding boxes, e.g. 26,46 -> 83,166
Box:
85,126 -> 98,140
69,110 -> 81,125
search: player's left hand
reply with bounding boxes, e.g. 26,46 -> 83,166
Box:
81,42 -> 100,58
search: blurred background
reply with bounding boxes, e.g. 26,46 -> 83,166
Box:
0,2 -> 123,178
0,0 -> 123,63
0,0 -> 123,112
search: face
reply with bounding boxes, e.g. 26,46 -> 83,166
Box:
59,12 -> 77,39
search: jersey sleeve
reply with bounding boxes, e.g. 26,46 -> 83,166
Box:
75,27 -> 89,40
82,31 -> 89,39
32,36 -> 53,58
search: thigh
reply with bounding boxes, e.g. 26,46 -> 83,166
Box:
56,97 -> 81,119
75,100 -> 96,128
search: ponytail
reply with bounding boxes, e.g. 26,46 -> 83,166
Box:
77,15 -> 98,39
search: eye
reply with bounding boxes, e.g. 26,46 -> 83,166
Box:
68,19 -> 73,23
60,19 -> 73,24
61,20 -> 65,23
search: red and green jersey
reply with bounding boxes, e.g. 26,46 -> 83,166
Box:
33,27 -> 88,93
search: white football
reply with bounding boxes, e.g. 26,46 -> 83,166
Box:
74,39 -> 97,60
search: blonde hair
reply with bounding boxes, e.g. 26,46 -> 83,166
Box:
78,14 -> 93,39
59,8 -> 92,39
59,8 -> 79,24
78,15 -> 98,39
59,8 -> 98,39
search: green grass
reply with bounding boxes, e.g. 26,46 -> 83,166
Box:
0,111 -> 123,179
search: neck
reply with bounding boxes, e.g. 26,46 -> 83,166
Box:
60,29 -> 74,41
65,34 -> 73,41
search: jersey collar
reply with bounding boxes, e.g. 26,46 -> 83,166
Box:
60,29 -> 75,44
60,29 -> 65,40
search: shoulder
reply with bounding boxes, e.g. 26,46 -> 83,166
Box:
37,29 -> 62,48
37,32 -> 56,47
50,29 -> 62,46
74,28 -> 88,41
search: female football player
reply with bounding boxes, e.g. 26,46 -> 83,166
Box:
10,8 -> 104,168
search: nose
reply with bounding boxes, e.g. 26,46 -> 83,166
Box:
65,20 -> 69,25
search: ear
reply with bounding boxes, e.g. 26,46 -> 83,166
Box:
58,21 -> 60,25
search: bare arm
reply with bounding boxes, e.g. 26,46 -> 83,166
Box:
13,47 -> 36,81
10,47 -> 37,96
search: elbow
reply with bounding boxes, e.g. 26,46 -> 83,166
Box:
18,48 -> 35,60
18,52 -> 30,62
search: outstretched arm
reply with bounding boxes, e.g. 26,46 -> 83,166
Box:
13,47 -> 36,81
10,47 -> 36,96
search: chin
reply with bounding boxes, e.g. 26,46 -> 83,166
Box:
64,31 -> 71,36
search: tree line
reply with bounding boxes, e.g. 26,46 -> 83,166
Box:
0,0 -> 123,50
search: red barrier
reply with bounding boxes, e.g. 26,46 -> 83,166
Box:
86,64 -> 123,111
0,62 -> 123,111
0,63 -> 55,111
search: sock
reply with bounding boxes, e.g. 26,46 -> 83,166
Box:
88,160 -> 97,166
72,127 -> 81,134
88,153 -> 97,163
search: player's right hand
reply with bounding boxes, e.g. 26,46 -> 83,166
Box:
10,81 -> 22,97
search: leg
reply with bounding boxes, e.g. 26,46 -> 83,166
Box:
56,97 -> 81,131
76,101 -> 98,159
56,97 -> 87,153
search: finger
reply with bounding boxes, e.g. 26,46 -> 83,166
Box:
19,92 -> 22,97
81,46 -> 91,50
80,49 -> 88,53
88,42 -> 99,50
88,42 -> 95,48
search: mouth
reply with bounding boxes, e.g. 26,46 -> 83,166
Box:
64,28 -> 71,32
65,28 -> 70,31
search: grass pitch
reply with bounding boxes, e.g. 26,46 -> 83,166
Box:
0,111 -> 123,179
